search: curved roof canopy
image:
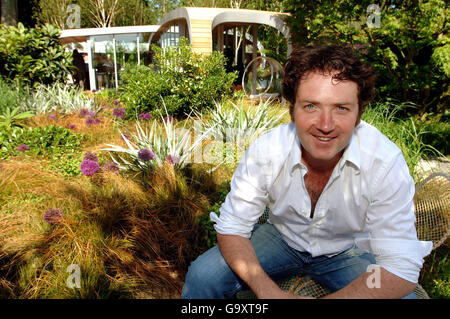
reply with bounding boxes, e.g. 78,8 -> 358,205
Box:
150,7 -> 291,55
59,25 -> 159,44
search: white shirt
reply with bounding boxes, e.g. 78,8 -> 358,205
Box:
210,121 -> 432,283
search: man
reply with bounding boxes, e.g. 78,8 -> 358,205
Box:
182,44 -> 432,299
72,49 -> 87,89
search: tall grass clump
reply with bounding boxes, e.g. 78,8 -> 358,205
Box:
0,159 -> 213,298
362,101 -> 441,182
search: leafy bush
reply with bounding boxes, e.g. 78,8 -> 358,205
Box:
0,23 -> 73,87
0,107 -> 34,129
413,117 -> 450,156
0,125 -> 85,159
0,79 -> 28,114
420,244 -> 450,299
47,151 -> 83,178
119,37 -> 238,117
199,181 -> 231,249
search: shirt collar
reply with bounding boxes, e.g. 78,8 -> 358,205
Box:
289,135 -> 304,175
289,125 -> 361,175
338,131 -> 360,172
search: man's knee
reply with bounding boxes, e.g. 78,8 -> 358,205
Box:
182,246 -> 239,298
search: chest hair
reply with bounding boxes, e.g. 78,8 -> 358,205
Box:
304,170 -> 333,218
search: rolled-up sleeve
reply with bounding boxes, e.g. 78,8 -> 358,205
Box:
210,139 -> 271,238
356,153 -> 433,283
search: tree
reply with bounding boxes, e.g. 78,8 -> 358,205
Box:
114,0 -> 158,26
36,0 -> 72,29
35,0 -> 174,28
77,0 -> 120,28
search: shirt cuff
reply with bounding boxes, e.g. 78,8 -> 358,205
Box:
355,238 -> 433,283
210,211 -> 253,238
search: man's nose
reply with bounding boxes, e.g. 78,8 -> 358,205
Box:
316,109 -> 335,134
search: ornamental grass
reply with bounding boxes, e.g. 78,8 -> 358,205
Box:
0,160 -> 215,298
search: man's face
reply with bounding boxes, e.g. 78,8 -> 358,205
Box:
292,71 -> 360,168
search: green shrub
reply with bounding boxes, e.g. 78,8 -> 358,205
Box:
199,181 -> 231,248
0,107 -> 34,130
0,23 -> 73,87
119,37 -> 238,117
47,151 -> 83,178
0,125 -> 85,159
0,79 -> 28,114
420,244 -> 450,299
413,117 -> 450,156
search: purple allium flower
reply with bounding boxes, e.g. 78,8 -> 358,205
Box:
113,100 -> 120,105
85,117 -> 95,126
68,124 -> 76,129
167,154 -> 179,165
92,89 -> 98,93
163,116 -> 174,124
49,114 -> 56,120
138,148 -> 155,161
83,151 -> 98,162
79,108 -> 89,117
43,208 -> 63,225
80,108 -> 95,117
102,161 -> 120,174
112,107 -> 126,119
139,113 -> 152,121
80,159 -> 100,176
17,144 -> 30,152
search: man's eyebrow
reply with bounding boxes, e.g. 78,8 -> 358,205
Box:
298,99 -> 354,106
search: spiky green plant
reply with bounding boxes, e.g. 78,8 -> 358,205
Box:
24,83 -> 95,115
102,105 -> 216,174
195,98 -> 288,165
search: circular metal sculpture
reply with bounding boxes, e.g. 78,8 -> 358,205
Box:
242,56 -> 283,99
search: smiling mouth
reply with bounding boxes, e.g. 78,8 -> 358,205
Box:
313,135 -> 336,142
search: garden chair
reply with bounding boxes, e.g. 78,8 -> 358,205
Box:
236,172 -> 450,299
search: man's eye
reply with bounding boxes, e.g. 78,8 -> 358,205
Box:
305,104 -> 314,109
337,106 -> 348,111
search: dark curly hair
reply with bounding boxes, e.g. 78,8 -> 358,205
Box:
282,44 -> 376,119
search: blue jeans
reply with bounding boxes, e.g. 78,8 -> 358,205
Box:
182,223 -> 417,299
